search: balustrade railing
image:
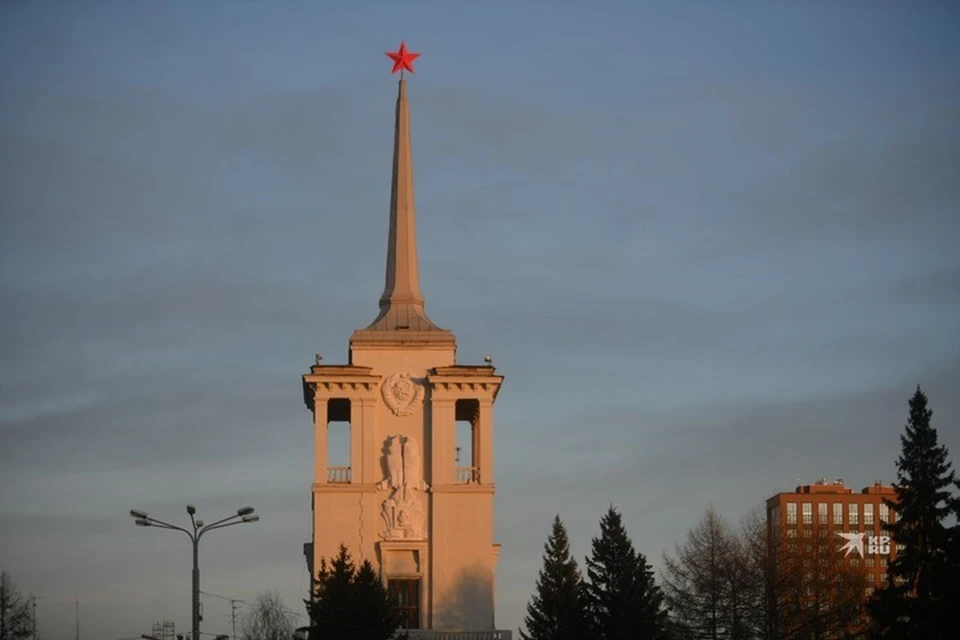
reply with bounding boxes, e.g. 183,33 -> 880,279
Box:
456,466 -> 480,484
327,466 -> 351,483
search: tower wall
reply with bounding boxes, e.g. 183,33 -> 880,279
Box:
305,346 -> 502,630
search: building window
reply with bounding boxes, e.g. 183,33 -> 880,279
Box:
880,558 -> 888,567
864,503 -> 874,526
850,558 -> 860,567
802,503 -> 812,525
802,529 -> 812,538
818,503 -> 827,525
387,579 -> 421,629
865,557 -> 875,567
787,529 -> 797,539
879,503 -> 890,525
787,502 -> 797,525
834,503 -> 843,525
849,503 -> 859,526
865,587 -> 875,597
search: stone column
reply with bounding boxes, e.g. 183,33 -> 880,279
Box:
350,397 -> 363,483
477,399 -> 494,485
314,394 -> 328,484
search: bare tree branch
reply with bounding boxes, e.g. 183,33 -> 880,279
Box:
239,591 -> 295,640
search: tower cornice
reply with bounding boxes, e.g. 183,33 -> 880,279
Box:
428,365 -> 504,401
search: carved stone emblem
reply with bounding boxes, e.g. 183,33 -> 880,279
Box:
381,373 -> 423,417
378,434 -> 428,540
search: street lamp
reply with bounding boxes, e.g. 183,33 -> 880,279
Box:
129,506 -> 259,640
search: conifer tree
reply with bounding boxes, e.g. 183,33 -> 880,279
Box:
584,506 -> 668,640
306,545 -> 402,640
867,387 -> 957,639
353,559 -> 404,639
521,514 -> 589,640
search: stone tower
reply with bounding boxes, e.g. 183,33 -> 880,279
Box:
302,76 -> 504,632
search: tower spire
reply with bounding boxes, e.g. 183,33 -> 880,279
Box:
354,74 -> 453,342
380,77 -> 424,312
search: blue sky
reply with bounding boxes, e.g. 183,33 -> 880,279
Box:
1,1 -> 959,637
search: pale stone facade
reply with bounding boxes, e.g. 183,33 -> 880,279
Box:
302,77 -> 504,632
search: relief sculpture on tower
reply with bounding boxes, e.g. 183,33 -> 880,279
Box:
381,372 -> 423,416
378,434 -> 428,540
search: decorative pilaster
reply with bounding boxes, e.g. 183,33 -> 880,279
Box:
429,397 -> 456,486
360,397 -> 379,485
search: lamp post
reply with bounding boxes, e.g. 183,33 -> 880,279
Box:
129,506 -> 259,640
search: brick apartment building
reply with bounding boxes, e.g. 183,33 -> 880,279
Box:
767,478 -> 899,594
766,478 -> 900,637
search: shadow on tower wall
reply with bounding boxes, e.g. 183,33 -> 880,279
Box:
432,565 -> 495,631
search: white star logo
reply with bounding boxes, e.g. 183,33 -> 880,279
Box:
837,532 -> 865,558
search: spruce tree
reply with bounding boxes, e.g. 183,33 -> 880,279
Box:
306,545 -> 402,640
867,387 -> 957,639
584,506 -> 668,640
353,560 -> 404,640
521,514 -> 589,640
307,546 -> 355,638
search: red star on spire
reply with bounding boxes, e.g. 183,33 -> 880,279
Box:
386,41 -> 420,74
